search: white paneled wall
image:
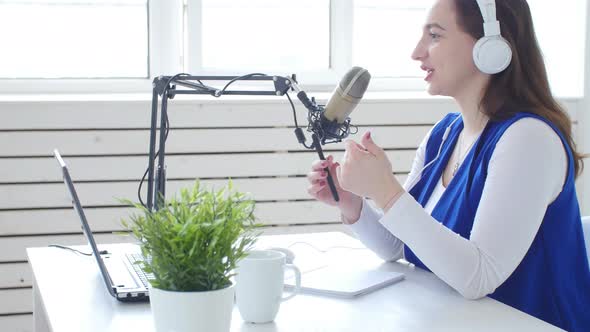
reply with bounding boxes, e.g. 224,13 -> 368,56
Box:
0,95 -> 582,331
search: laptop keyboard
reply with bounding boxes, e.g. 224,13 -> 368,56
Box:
126,253 -> 153,288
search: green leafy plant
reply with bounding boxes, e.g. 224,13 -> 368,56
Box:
121,180 -> 260,292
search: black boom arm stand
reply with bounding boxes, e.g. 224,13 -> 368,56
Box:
145,73 -> 355,211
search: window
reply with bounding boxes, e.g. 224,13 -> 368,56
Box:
0,0 -> 586,95
199,0 -> 329,73
353,0 -> 431,79
188,1 -> 588,95
528,1 -> 586,97
184,0 -> 432,89
0,0 -> 149,79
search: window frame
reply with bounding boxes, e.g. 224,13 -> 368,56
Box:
184,0 -> 341,90
0,0 -> 169,94
0,0 -> 427,94
183,0 -> 426,92
2,0 -> 584,95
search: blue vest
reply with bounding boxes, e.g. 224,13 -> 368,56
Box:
406,112 -> 590,331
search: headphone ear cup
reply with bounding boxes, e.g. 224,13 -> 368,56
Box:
473,36 -> 512,74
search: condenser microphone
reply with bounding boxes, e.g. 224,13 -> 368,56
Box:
324,66 -> 371,123
318,67 -> 371,139
293,67 -> 371,143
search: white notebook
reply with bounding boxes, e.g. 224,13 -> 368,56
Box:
285,265 -> 404,298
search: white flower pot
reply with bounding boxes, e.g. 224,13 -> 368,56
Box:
150,283 -> 235,332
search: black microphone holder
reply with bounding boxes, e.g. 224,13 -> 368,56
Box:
308,109 -> 354,145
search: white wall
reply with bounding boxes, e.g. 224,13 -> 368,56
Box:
0,94 -> 444,330
0,93 -> 584,331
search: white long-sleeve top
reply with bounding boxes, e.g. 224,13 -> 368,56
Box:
346,117 -> 567,299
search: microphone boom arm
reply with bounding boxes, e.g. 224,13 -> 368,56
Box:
146,73 -> 349,210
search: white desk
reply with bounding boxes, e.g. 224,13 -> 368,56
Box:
27,232 -> 563,332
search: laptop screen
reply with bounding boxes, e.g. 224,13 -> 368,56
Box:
54,149 -> 117,297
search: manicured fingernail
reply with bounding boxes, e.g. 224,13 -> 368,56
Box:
319,180 -> 326,185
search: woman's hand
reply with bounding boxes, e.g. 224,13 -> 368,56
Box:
306,155 -> 363,222
336,131 -> 404,209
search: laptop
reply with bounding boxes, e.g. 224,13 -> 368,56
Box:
54,149 -> 151,302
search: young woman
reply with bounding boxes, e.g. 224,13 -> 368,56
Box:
306,0 -> 590,330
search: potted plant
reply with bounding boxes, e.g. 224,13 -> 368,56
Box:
121,180 -> 259,332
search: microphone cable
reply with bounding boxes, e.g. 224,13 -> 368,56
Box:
215,73 -> 266,96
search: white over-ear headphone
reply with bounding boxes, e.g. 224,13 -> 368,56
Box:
473,0 -> 512,74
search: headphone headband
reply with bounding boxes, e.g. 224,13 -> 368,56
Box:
477,0 -> 500,36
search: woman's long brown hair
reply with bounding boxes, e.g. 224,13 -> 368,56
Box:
454,0 -> 585,178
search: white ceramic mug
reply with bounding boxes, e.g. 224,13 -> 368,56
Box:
235,249 -> 301,323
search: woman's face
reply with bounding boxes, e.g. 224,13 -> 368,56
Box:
411,0 -> 483,97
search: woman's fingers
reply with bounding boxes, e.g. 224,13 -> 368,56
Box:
327,162 -> 341,188
311,159 -> 327,171
311,155 -> 335,171
308,155 -> 339,200
307,180 -> 327,196
307,169 -> 327,183
343,139 -> 370,160
308,155 -> 336,185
